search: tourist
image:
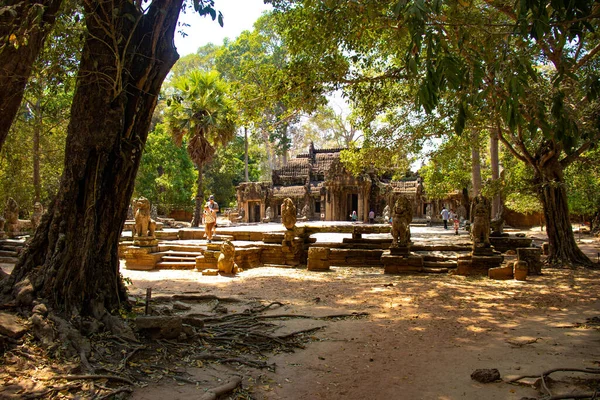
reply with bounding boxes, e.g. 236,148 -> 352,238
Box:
207,195 -> 219,239
368,210 -> 375,224
440,206 -> 449,229
351,210 -> 357,222
203,204 -> 216,243
453,214 -> 460,235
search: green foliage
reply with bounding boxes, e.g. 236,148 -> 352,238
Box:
501,150 -> 543,215
204,135 -> 262,207
0,6 -> 81,214
134,124 -> 196,212
419,134 -> 472,199
564,148 -> 600,219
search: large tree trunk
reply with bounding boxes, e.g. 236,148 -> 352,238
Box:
0,0 -> 62,152
535,150 -> 591,266
32,99 -> 41,202
490,127 -> 501,217
8,0 -> 183,316
192,167 -> 204,227
244,126 -> 249,182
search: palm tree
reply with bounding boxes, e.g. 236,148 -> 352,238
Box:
165,70 -> 237,226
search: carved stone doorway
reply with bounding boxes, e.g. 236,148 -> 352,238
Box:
347,193 -> 358,220
248,201 -> 261,223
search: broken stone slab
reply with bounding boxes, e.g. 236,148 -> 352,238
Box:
172,301 -> 192,311
0,312 -> 27,338
134,316 -> 182,339
470,368 -> 501,383
488,263 -> 514,280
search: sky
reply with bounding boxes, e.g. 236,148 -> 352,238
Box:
174,0 -> 272,56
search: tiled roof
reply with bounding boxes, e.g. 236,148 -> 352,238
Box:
314,152 -> 339,173
274,158 -> 311,177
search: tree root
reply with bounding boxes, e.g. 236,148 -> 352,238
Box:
52,374 -> 135,386
151,294 -> 243,303
508,367 -> 600,398
199,377 -> 243,400
96,386 -> 133,400
193,352 -> 274,369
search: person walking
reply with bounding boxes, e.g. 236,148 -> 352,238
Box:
368,210 -> 375,224
351,210 -> 357,222
203,204 -> 216,243
207,195 -> 219,239
440,206 -> 449,229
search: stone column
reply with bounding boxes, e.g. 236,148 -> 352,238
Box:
357,192 -> 364,221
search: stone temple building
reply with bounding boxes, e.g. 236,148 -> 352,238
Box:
236,144 -> 430,223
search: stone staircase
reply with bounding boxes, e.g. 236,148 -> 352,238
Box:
155,250 -> 201,269
0,239 -> 25,264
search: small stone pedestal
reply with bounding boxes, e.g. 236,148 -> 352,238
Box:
124,244 -> 161,270
382,245 -> 424,274
307,247 -> 330,271
133,237 -> 159,247
456,246 -> 503,276
517,247 -> 542,275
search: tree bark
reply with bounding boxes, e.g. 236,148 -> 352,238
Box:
490,127 -> 501,217
535,149 -> 592,266
32,99 -> 41,203
8,0 -> 183,316
0,0 -> 62,152
244,126 -> 249,182
192,166 -> 204,227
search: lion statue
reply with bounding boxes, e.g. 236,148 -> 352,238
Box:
133,197 -> 156,238
31,202 -> 44,230
4,197 -> 19,235
281,198 -> 297,230
391,196 -> 412,247
471,195 -> 491,248
217,240 -> 242,274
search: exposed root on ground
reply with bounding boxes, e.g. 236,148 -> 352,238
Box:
0,296 -> 368,399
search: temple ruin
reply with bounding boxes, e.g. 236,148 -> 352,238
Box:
236,144 -> 430,223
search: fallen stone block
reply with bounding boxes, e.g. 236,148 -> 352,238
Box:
135,316 -> 182,339
0,312 -> 27,338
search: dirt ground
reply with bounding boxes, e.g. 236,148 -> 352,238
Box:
122,237 -> 600,400
1,229 -> 599,400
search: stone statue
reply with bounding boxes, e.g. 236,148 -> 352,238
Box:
490,204 -> 505,236
301,203 -> 310,218
4,197 -> 20,236
263,206 -> 272,223
471,195 -> 491,249
31,202 -> 44,231
281,198 -> 297,230
133,197 -> 156,238
391,196 -> 412,248
217,240 -> 242,274
383,204 -> 391,223
127,203 -> 134,219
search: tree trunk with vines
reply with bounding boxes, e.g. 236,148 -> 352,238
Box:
192,166 -> 204,227
0,0 -> 62,152
7,0 -> 183,317
535,151 -> 592,266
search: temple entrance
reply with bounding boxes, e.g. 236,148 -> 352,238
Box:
346,193 -> 358,220
248,201 -> 261,223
